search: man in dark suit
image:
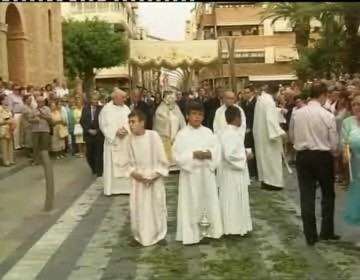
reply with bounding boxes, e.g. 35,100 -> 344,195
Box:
240,85 -> 258,179
203,87 -> 223,131
80,94 -> 104,177
126,88 -> 152,129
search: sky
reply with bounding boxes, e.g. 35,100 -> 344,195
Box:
137,3 -> 195,41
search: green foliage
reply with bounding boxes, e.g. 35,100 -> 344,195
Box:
262,2 -> 360,79
261,2 -> 323,48
62,18 -> 128,79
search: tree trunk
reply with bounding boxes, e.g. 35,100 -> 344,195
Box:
41,150 -> 54,211
227,37 -> 236,93
83,70 -> 95,98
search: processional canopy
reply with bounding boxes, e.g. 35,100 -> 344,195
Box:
129,40 -> 220,70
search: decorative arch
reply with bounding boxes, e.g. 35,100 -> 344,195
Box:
4,4 -> 27,84
0,3 -> 27,34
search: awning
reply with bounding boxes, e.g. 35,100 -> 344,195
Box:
129,40 -> 220,69
275,47 -> 299,62
249,74 -> 297,81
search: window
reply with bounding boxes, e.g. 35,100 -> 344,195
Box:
47,10 -> 52,42
221,51 -> 229,63
203,28 -> 215,39
234,51 -> 265,63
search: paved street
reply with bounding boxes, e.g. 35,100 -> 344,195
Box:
1,167 -> 360,280
0,157 -> 94,270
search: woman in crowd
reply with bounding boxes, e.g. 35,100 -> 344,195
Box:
65,97 -> 76,155
335,92 -> 352,186
21,95 -> 34,159
342,93 -> 360,247
8,85 -> 24,150
0,95 -> 15,166
49,100 -> 67,159
73,97 -> 85,157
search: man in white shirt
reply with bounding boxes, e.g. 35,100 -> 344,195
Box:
99,89 -> 131,195
291,82 -> 339,246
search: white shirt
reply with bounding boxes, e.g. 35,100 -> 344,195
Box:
290,100 -> 338,153
54,87 -> 68,98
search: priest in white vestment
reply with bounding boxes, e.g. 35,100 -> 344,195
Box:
253,85 -> 286,190
153,91 -> 186,168
213,90 -> 246,137
99,89 -> 132,196
217,105 -> 252,235
127,110 -> 169,246
173,101 -> 223,245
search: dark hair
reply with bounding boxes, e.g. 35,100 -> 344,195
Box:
309,82 -> 328,99
268,84 -> 279,95
225,105 -> 241,124
186,100 -> 204,115
23,95 -> 32,103
295,93 -> 307,101
128,109 -> 146,122
0,95 -> 5,104
244,85 -> 254,92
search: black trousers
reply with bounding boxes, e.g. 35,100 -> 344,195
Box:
295,150 -> 335,244
245,131 -> 258,179
85,137 -> 104,177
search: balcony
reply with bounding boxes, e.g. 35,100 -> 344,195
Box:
215,6 -> 265,26
199,63 -> 295,79
199,14 -> 215,27
218,34 -> 295,50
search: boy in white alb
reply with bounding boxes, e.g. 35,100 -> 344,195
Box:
127,110 -> 169,246
173,101 -> 223,245
217,105 -> 252,236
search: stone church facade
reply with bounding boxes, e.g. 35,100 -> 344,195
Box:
0,3 -> 64,86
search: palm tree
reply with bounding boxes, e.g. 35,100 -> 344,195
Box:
261,2 -> 322,51
325,2 -> 360,74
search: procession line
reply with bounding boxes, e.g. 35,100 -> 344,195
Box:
277,191 -> 360,280
2,178 -> 103,280
67,196 -> 128,280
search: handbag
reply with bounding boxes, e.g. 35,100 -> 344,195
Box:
58,125 -> 69,139
74,123 -> 83,136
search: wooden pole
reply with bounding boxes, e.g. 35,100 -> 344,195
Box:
41,150 -> 54,211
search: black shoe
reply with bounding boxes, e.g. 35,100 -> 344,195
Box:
306,239 -> 319,247
261,183 -> 283,191
320,234 -> 341,242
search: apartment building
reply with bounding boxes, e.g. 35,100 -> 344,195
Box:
189,2 -> 304,91
61,2 -> 139,89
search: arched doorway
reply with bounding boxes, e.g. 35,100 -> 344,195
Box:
5,4 -> 26,84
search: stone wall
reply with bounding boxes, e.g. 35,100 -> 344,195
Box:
0,3 -> 64,86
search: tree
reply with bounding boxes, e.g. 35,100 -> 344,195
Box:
62,18 -> 128,96
323,2 -> 360,74
261,2 -> 322,52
